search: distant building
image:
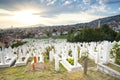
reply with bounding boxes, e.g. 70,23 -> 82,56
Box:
109,22 -> 120,31
52,33 -> 57,36
62,31 -> 68,35
56,32 -> 61,36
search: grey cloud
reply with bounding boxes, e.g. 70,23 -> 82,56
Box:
98,0 -> 120,5
0,0 -> 39,10
105,0 -> 120,4
0,0 -> 119,18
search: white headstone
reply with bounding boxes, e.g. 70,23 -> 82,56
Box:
74,48 -> 78,66
40,54 -> 44,63
95,44 -> 101,64
55,54 -> 59,71
1,51 -> 5,64
102,41 -> 110,64
49,51 -> 53,62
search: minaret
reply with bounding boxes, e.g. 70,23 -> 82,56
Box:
98,19 -> 101,28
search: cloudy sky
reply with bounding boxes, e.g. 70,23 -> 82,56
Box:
0,0 -> 120,28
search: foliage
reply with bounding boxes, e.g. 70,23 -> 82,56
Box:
67,58 -> 74,65
67,33 -> 75,42
68,50 -> 72,57
110,43 -> 120,65
100,24 -> 117,41
0,46 -> 2,49
11,41 -> 27,48
51,35 -> 68,39
22,33 -> 34,38
45,46 -> 54,59
115,31 -> 120,41
67,24 -> 117,42
46,31 -> 51,37
67,29 -> 76,42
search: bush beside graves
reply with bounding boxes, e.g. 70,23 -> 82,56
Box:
110,43 -> 120,65
11,41 -> 27,48
67,58 -> 74,65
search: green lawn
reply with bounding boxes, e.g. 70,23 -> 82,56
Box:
0,58 -> 118,80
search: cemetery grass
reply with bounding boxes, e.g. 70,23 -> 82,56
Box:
0,58 -> 117,80
78,57 -> 97,68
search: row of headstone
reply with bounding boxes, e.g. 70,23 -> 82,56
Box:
52,40 -> 114,66
0,39 -> 118,68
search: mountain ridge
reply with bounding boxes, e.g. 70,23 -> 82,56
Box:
72,14 -> 120,28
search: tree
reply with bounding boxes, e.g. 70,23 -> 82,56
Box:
67,24 -> 117,42
46,31 -> 51,37
52,29 -> 57,33
67,29 -> 76,42
100,24 -> 117,41
115,31 -> 120,41
67,33 -> 75,42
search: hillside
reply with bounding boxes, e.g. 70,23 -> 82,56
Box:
0,14 -> 120,39
74,14 -> 120,28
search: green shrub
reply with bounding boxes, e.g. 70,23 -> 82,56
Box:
11,41 -> 27,48
67,58 -> 74,65
115,31 -> 120,41
110,43 -> 120,65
